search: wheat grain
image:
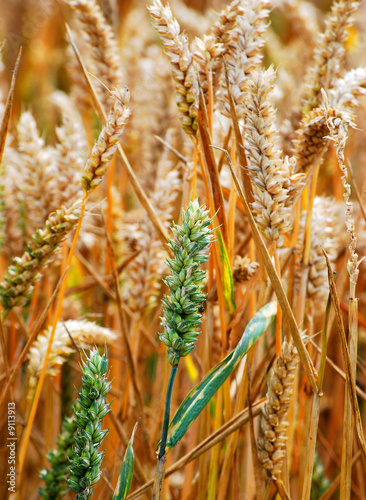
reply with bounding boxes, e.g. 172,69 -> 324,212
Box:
302,0 -> 362,113
65,0 -> 124,108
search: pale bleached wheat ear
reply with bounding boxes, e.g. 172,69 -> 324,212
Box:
204,0 -> 245,97
50,91 -> 86,208
220,0 -> 270,118
149,0 -> 198,136
302,0 -> 362,113
17,111 -> 52,240
82,85 -> 131,193
328,67 -> 366,112
0,200 -> 82,312
1,145 -> 23,258
64,0 -> 124,108
274,0 -> 320,42
257,340 -> 299,478
26,320 -> 117,391
243,68 -> 304,244
297,196 -> 343,304
123,165 -> 181,314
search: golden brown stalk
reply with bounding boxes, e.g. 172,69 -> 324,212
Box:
27,320 -> 117,390
324,105 -> 361,497
149,0 -> 198,136
64,0 -> 124,107
257,340 -> 299,478
302,0 -> 362,113
220,0 -> 270,118
82,85 -> 131,193
0,200 -> 82,312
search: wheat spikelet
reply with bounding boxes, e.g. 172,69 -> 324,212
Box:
220,0 -> 270,118
233,255 -> 259,283
82,85 -> 131,193
273,0 -> 319,43
192,1 -> 244,98
293,105 -> 354,172
27,320 -> 117,390
64,0 -> 124,108
17,112 -> 54,240
50,91 -> 87,207
297,196 -> 344,303
257,340 -> 299,478
122,164 -> 180,314
328,67 -> 366,112
0,201 -> 82,311
1,144 -> 23,258
302,0 -> 362,113
244,68 -> 304,244
149,0 -> 198,136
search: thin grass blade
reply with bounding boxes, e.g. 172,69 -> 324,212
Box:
113,422 -> 138,500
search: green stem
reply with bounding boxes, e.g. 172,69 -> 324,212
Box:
159,364 -> 178,460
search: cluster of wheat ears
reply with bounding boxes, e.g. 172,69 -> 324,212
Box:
0,0 -> 366,498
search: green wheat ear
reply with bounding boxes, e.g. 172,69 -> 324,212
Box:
68,348 -> 112,500
160,199 -> 214,367
39,414 -> 78,500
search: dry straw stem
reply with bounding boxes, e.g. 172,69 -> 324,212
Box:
66,25 -> 170,247
0,269 -> 66,407
64,0 -> 124,106
323,250 -> 366,472
26,320 -> 117,390
302,0 -> 362,113
197,86 -> 228,243
257,340 -> 299,478
324,104 -> 361,498
103,216 -> 153,457
0,48 -> 21,165
149,0 -> 198,136
226,150 -> 318,394
0,201 -> 82,315
82,85 -> 131,193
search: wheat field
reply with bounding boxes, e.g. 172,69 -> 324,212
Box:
0,0 -> 366,499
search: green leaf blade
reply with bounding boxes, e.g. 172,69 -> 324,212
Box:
166,301 -> 277,450
113,423 -> 137,500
